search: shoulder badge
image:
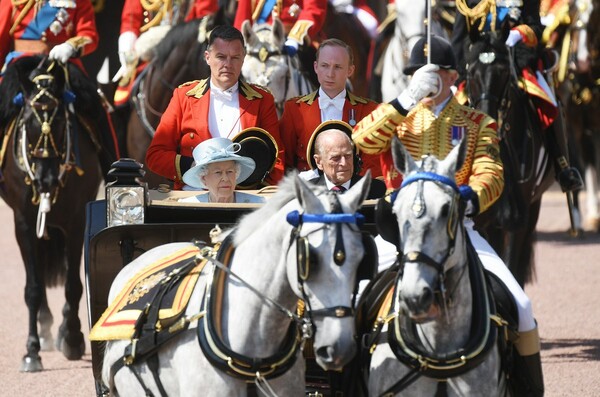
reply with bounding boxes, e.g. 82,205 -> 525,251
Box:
184,79 -> 208,98
347,92 -> 369,105
296,90 -> 318,105
240,81 -> 264,100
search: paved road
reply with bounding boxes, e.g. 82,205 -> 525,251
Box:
0,185 -> 599,396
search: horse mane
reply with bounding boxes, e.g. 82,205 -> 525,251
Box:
154,19 -> 204,69
232,174 -> 299,244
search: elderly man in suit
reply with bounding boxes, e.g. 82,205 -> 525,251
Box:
305,121 -> 386,199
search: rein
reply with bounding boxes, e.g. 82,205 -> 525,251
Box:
376,171 -> 499,395
197,198 -> 365,388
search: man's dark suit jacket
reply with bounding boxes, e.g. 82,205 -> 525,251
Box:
310,174 -> 387,200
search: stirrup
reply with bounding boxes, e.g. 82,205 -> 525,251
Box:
557,167 -> 584,192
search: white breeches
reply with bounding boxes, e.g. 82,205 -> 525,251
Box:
465,220 -> 536,332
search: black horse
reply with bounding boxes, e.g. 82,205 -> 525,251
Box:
465,29 -> 555,286
0,56 -> 101,371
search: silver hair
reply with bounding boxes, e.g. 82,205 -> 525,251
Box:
314,129 -> 354,156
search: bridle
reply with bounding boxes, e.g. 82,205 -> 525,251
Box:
375,171 -> 498,395
13,60 -> 76,237
245,26 -> 292,114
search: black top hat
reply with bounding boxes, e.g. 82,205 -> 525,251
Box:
306,120 -> 358,170
403,35 -> 457,76
231,127 -> 278,188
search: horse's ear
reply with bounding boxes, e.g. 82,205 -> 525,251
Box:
345,170 -> 372,211
391,136 -> 418,176
499,18 -> 511,43
241,20 -> 257,47
294,175 -> 323,211
272,17 -> 286,47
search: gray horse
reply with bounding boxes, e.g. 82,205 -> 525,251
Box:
100,174 -> 372,396
367,137 -> 507,396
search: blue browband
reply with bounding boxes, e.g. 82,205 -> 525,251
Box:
286,211 -> 365,228
401,172 -> 459,193
399,172 -> 476,202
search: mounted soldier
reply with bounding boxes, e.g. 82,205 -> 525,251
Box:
0,0 -> 121,179
451,0 -> 584,193
113,0 -> 218,106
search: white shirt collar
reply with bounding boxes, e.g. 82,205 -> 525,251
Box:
210,81 -> 239,102
433,95 -> 452,117
318,87 -> 346,111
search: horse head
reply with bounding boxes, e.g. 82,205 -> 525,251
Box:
284,174 -> 372,370
390,136 -> 468,322
465,25 -> 513,119
17,58 -> 71,200
241,18 -> 303,115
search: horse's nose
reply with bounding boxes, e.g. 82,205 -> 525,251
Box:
315,343 -> 357,371
403,286 -> 434,314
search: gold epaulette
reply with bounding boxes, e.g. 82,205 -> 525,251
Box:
295,91 -> 318,105
184,79 -> 208,98
347,92 -> 370,106
240,81 -> 265,100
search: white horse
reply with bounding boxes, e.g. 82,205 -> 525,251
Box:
366,137 -> 507,396
241,18 -> 315,116
100,173 -> 373,396
379,0 -> 449,102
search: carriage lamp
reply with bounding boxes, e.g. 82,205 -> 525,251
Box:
105,159 -> 147,227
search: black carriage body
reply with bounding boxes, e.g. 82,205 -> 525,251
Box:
83,188 -> 377,392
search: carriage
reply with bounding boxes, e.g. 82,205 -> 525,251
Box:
83,159 -> 381,395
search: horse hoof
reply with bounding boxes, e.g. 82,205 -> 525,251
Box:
58,337 -> 86,360
20,356 -> 43,372
39,335 -> 55,351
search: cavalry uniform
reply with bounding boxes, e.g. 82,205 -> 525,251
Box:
0,0 -> 121,178
120,0 -> 216,36
452,0 -> 583,192
114,0 -> 217,105
233,0 -> 328,45
146,78 -> 284,190
0,0 -> 97,70
279,89 -> 382,177
353,97 -> 503,214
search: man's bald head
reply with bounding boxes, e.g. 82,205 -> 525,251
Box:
313,129 -> 355,185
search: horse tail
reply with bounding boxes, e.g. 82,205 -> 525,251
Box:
42,227 -> 68,288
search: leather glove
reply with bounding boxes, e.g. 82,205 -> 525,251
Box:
397,64 -> 441,110
48,43 -> 76,63
283,38 -> 299,56
505,30 -> 523,47
113,31 -> 138,82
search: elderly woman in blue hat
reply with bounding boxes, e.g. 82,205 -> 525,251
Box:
180,138 -> 265,204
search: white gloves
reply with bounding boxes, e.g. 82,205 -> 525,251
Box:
283,38 -> 299,56
505,30 -> 523,47
113,31 -> 138,82
397,64 -> 441,110
48,43 -> 76,63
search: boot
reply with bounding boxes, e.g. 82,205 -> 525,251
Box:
547,109 -> 584,192
513,327 -> 545,397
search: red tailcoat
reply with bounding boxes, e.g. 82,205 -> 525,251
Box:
120,0 -> 217,35
233,0 -> 327,43
1,0 -> 97,68
279,90 -> 382,177
146,79 -> 284,189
